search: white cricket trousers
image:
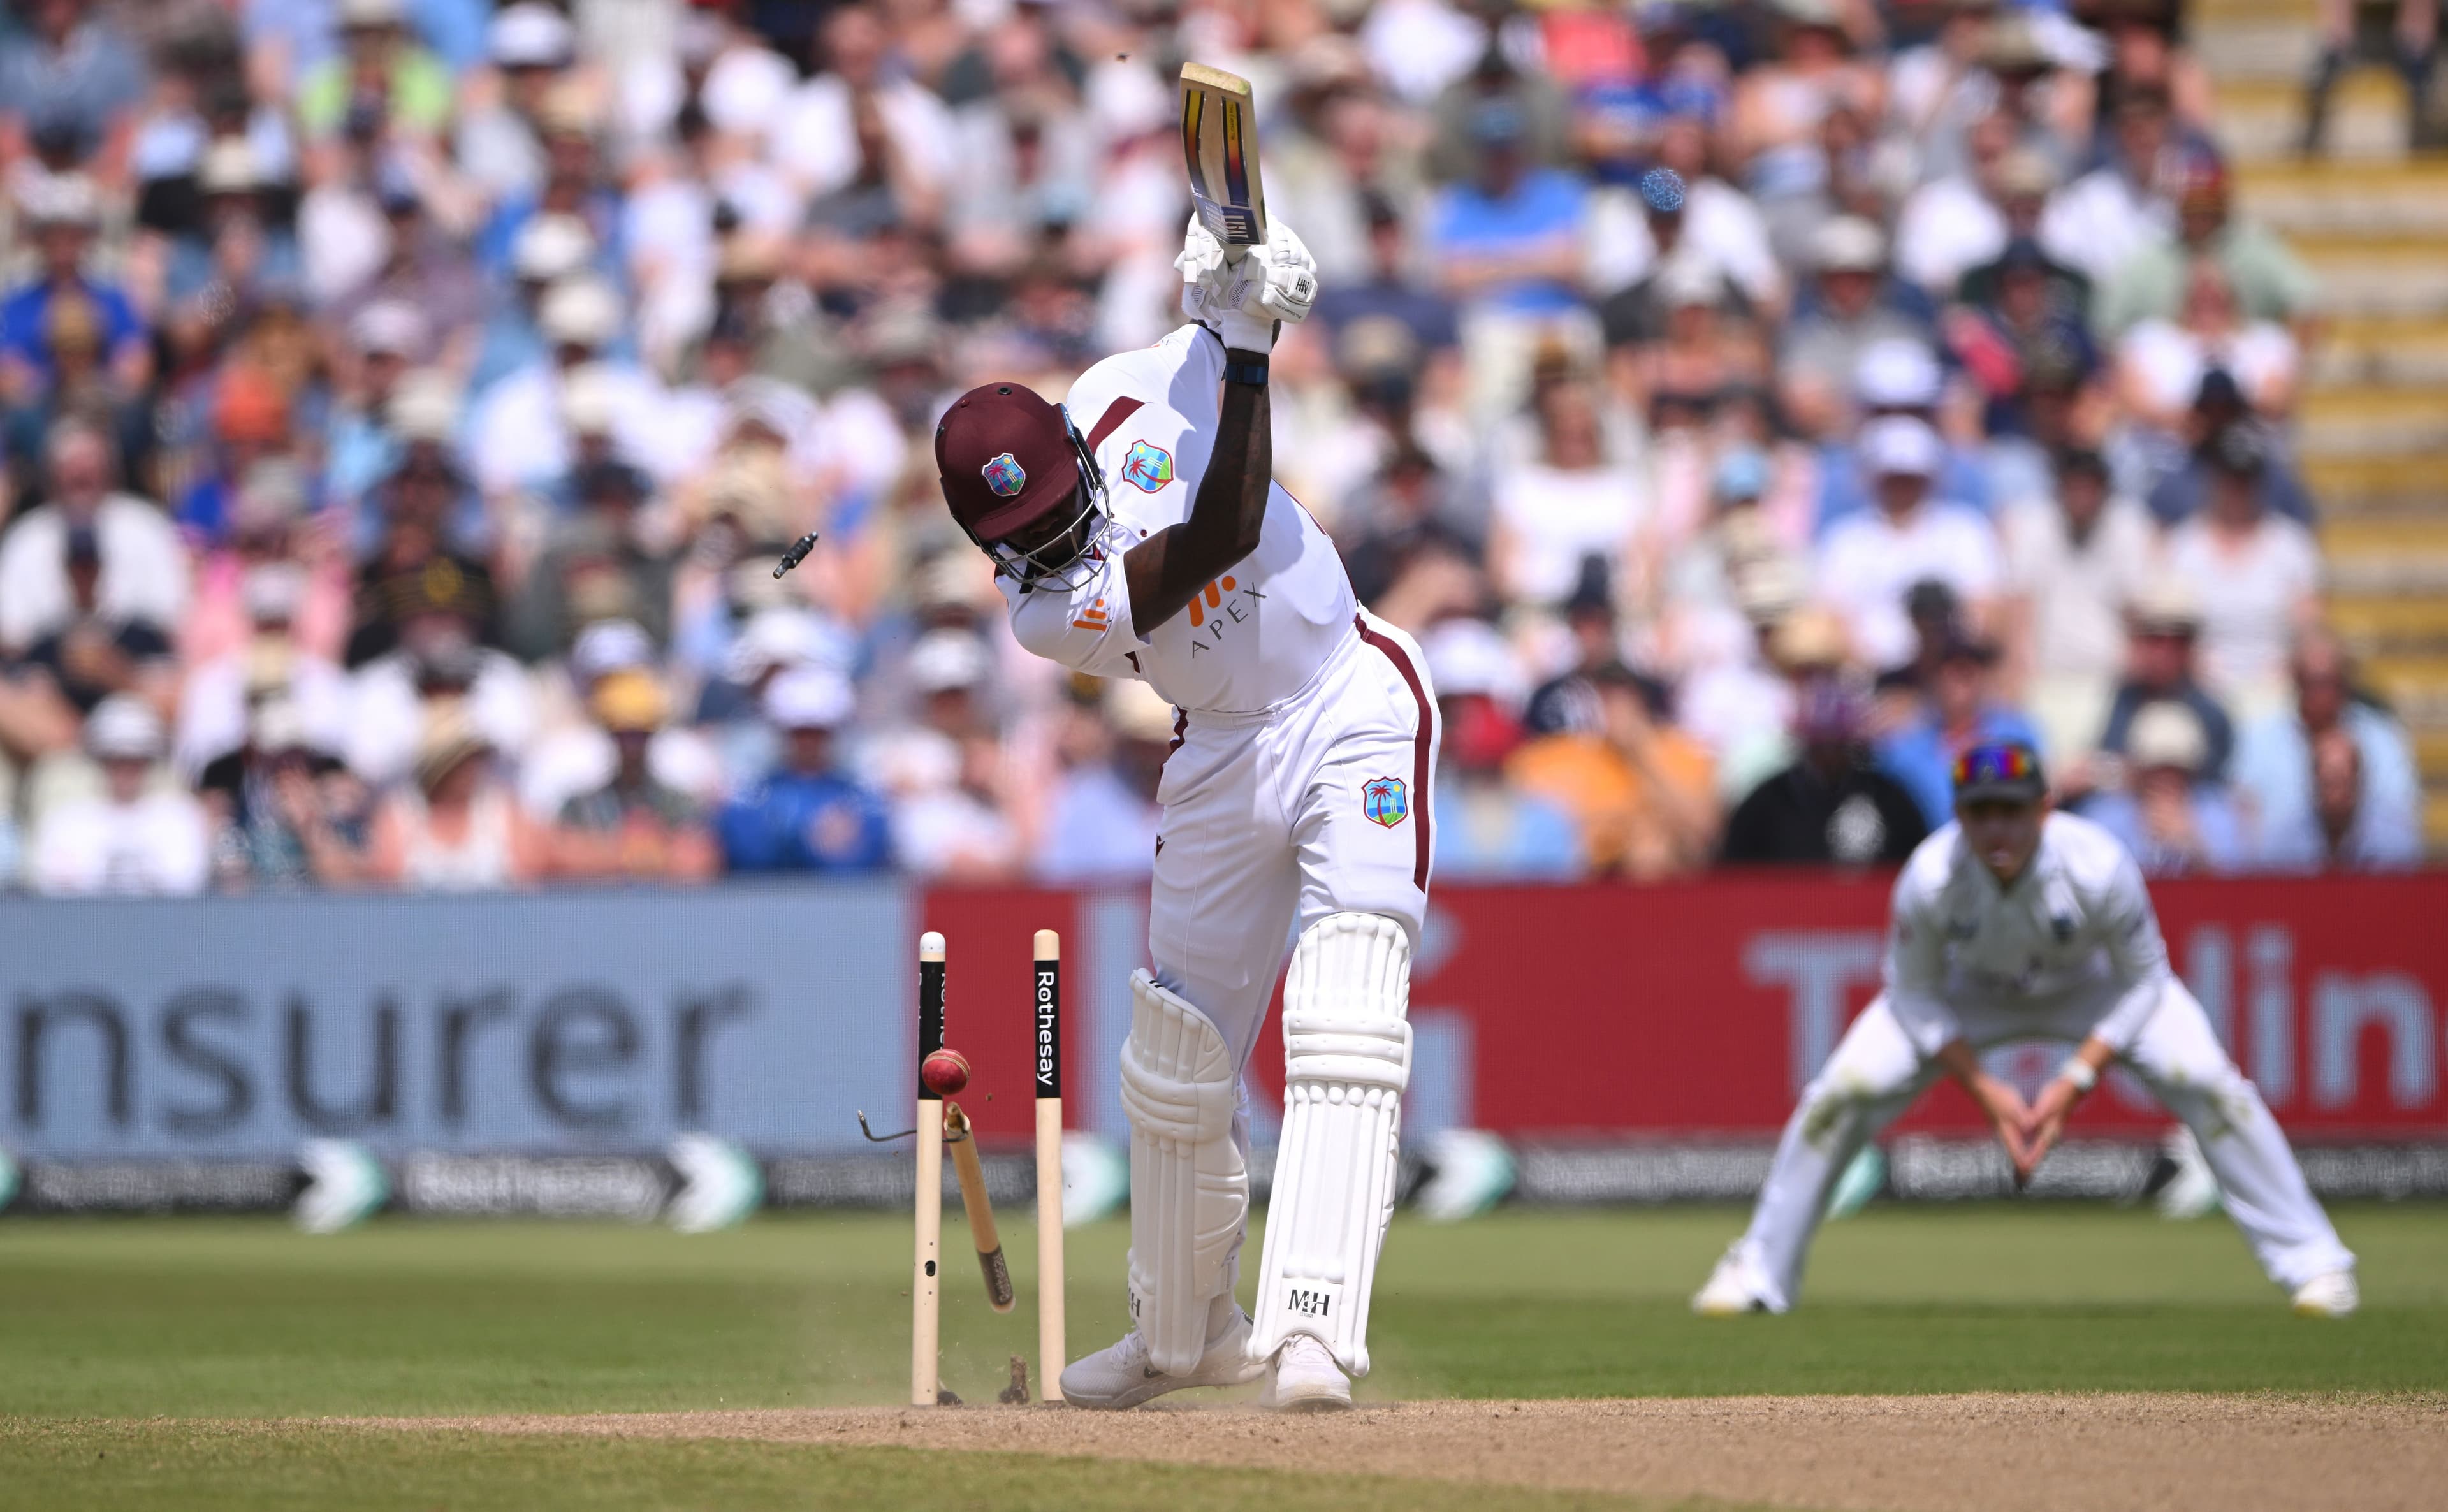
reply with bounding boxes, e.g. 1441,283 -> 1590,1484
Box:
1728,978 -> 2355,1311
1143,612 -> 1437,1316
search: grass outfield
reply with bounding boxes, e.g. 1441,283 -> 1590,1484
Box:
1,1204 -> 2441,1509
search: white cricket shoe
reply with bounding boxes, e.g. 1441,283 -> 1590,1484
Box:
2291,1270 -> 2359,1319
1057,1307 -> 1266,1411
1261,1334 -> 1352,1413
1691,1253 -> 1772,1316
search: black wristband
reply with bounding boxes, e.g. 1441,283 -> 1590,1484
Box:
1223,360 -> 1270,388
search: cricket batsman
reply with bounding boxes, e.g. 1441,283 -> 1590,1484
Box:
1693,741 -> 2360,1319
931,214 -> 1436,1411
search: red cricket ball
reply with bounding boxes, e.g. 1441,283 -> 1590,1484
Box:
922,1048 -> 971,1097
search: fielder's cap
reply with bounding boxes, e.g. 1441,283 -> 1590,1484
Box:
590,669 -> 669,733
571,617 -> 653,681
2127,700 -> 2208,773
908,629 -> 991,693
541,278 -> 622,348
1854,338 -> 1941,408
86,695 -> 166,761
1952,739 -> 2047,803
1861,414 -> 1943,477
934,382 -> 1082,546
1812,215 -> 1886,272
763,665 -> 854,730
490,2 -> 576,67
513,214 -> 595,282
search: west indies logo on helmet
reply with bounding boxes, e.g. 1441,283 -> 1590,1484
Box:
936,382 -> 1109,591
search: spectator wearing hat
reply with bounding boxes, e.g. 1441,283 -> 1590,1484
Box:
1777,218 -> 1934,439
174,364 -> 312,548
1812,338 -> 1996,537
1033,678 -> 1170,883
1893,111 -> 2043,300
1425,619 -> 1582,878
0,419 -> 188,654
1876,630 -> 2041,827
2094,574 -> 2237,789
2097,149 -> 2319,340
2142,369 -> 2317,528
768,5 -> 957,208
342,599 -> 534,789
717,667 -> 891,874
1999,447 -> 2158,764
368,712 -> 551,891
467,278 -> 662,499
454,1 -> 583,205
521,618 -> 720,818
327,162 -> 484,347
1722,676 -> 1928,865
1512,662 -> 1721,880
1947,236 -> 2102,440
0,0 -> 147,163
507,456 -> 678,660
200,697 -> 370,890
323,302 -> 435,521
1313,193 -> 1464,389
1336,440 -> 1487,616
467,214 -> 597,398
1815,414 -> 2002,671
29,695 -> 210,896
163,137 -> 305,313
295,0 -> 455,141
2083,699 -> 2250,875
17,514 -> 177,720
1731,0 -> 1887,254
175,560 -> 353,777
1,176 -> 149,405
2163,423 -> 2320,709
346,442 -> 499,665
697,606 -> 856,795
2236,628 -> 2422,871
1425,97 -> 1594,412
551,669 -> 719,885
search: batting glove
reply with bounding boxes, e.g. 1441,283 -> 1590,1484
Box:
1176,217 -> 1318,352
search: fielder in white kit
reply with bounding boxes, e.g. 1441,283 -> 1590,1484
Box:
1695,740 -> 2359,1319
932,215 -> 1437,1410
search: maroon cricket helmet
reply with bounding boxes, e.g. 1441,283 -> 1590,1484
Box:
935,382 -> 1086,547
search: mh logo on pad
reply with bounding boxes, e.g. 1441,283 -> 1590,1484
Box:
981,451 -> 1027,497
1362,776 -> 1408,828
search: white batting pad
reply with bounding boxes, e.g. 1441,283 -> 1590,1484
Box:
1250,912 -> 1411,1376
1119,970 -> 1247,1376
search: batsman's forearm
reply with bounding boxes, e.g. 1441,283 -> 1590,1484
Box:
1124,347 -> 1270,634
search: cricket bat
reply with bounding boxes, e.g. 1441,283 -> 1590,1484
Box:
1179,63 -> 1266,260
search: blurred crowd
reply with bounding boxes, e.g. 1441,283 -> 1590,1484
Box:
0,0 -> 2425,897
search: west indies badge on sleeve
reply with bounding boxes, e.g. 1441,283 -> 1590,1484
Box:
1362,776 -> 1409,827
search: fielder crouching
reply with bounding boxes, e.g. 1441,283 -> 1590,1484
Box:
1695,740 -> 2359,1319
931,214 -> 1434,1410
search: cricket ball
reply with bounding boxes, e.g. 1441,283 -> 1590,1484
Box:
922,1048 -> 971,1097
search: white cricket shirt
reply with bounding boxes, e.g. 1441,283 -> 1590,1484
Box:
1000,324 -> 1358,715
1883,811 -> 2171,1055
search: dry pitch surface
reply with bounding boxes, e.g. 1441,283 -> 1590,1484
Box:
366,1394 -> 2448,1512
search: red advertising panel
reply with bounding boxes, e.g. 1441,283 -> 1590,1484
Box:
927,874 -> 2448,1144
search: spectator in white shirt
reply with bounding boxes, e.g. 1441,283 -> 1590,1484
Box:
1816,416 -> 2002,671
2164,424 -> 2320,713
0,419 -> 188,653
2116,258 -> 2298,433
1490,378 -> 1647,607
1999,448 -> 2160,761
2040,84 -> 2178,287
463,279 -> 665,498
30,696 -> 210,896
